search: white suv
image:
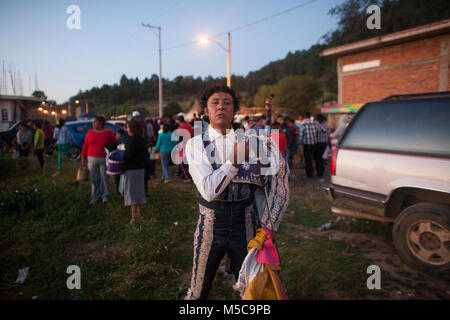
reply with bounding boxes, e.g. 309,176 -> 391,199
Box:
325,92 -> 450,278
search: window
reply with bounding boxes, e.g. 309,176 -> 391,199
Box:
73,123 -> 92,133
340,99 -> 450,157
20,107 -> 26,120
105,123 -> 119,134
1,109 -> 7,121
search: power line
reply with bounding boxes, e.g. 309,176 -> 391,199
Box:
214,0 -> 318,37
163,0 -> 319,52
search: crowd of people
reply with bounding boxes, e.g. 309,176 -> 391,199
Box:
11,94 -> 350,226
14,119 -> 70,170
233,110 -> 350,180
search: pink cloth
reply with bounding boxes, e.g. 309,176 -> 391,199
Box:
256,227 -> 280,266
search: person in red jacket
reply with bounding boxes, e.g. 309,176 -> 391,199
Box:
175,115 -> 194,183
268,121 -> 287,156
81,115 -> 117,204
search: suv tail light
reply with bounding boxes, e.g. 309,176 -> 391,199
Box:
331,148 -> 338,176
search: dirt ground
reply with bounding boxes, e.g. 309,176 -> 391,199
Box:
288,159 -> 450,300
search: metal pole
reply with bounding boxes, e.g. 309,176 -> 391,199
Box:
227,32 -> 231,88
158,26 -> 163,118
142,23 -> 163,118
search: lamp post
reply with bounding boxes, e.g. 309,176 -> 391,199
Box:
199,32 -> 231,88
142,23 -> 163,118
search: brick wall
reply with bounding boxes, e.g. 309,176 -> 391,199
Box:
338,34 -> 450,104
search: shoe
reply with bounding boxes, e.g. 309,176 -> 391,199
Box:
89,199 -> 98,205
183,179 -> 192,184
164,179 -> 171,184
102,198 -> 109,204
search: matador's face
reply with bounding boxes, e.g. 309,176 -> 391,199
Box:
205,92 -> 235,130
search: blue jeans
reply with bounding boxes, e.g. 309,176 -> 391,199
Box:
160,151 -> 171,180
87,156 -> 109,201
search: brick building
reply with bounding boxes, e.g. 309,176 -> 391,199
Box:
319,19 -> 450,128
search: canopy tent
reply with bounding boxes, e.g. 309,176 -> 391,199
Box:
320,103 -> 363,114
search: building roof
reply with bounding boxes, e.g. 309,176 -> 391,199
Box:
0,95 -> 42,102
320,18 -> 450,58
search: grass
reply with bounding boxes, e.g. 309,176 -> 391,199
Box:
0,153 -> 446,300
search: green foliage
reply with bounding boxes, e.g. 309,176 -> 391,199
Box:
164,100 -> 182,116
253,84 -> 276,108
32,90 -> 47,101
324,0 -> 450,47
273,75 -> 323,115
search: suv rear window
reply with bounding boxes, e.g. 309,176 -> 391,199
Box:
72,123 -> 92,133
340,98 -> 450,157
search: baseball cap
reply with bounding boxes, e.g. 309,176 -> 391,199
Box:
132,111 -> 141,117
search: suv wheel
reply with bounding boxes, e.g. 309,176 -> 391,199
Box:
393,202 -> 450,279
68,146 -> 81,161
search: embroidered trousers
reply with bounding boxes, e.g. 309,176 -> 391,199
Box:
186,199 -> 255,300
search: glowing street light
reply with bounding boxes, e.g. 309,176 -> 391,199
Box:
38,107 -> 43,112
199,36 -> 209,44
43,110 -> 48,114
62,110 -> 67,115
199,33 -> 231,88
51,111 -> 56,116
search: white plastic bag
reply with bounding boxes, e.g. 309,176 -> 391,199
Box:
233,248 -> 264,298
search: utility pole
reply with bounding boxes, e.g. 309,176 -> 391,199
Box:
227,32 -> 231,88
142,23 -> 163,118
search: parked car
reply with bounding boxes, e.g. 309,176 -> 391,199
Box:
0,120 -> 42,153
66,120 -> 123,161
107,120 -> 126,130
324,91 -> 450,278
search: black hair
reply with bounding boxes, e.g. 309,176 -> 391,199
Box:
316,114 -> 327,123
163,123 -> 170,133
305,112 -> 311,119
94,115 -> 106,128
59,119 -> 65,126
34,121 -> 42,129
200,85 -> 240,113
128,119 -> 143,136
270,94 -> 274,97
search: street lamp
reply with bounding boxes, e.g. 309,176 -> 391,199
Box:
142,22 -> 163,118
199,32 -> 231,88
74,99 -> 88,113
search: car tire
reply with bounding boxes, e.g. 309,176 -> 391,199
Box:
68,146 -> 81,161
393,202 -> 450,279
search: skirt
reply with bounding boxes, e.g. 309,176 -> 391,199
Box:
123,169 -> 146,206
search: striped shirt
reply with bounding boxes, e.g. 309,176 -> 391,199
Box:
298,119 -> 318,145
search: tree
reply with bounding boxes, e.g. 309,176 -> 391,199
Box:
253,85 -> 276,108
164,100 -> 182,116
32,90 -> 47,101
273,75 -> 322,116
